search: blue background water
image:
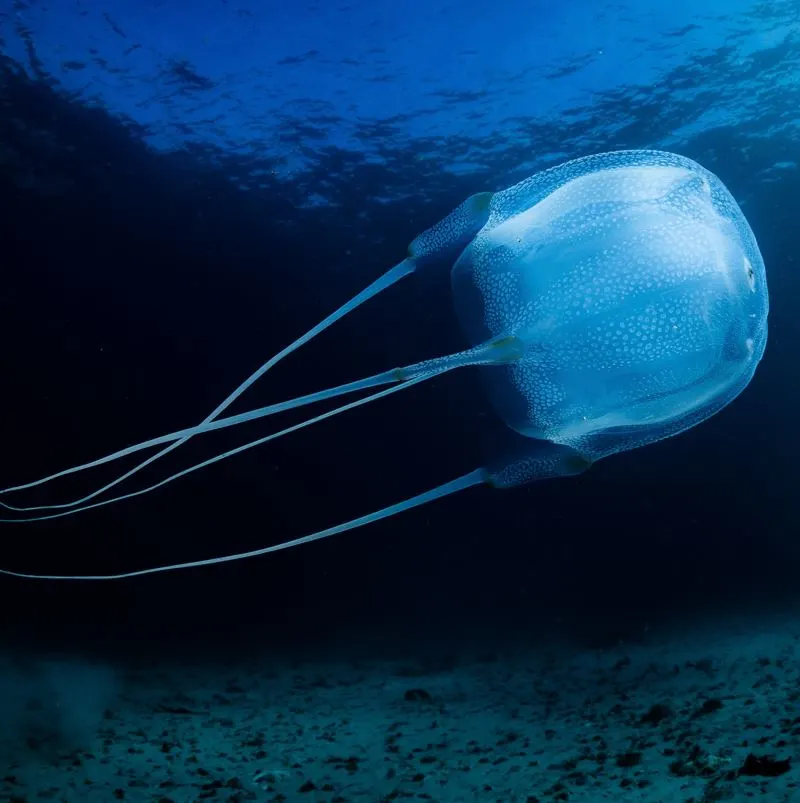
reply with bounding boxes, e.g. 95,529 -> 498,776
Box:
0,0 -> 798,657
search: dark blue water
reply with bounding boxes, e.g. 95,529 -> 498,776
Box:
1,2 -> 799,800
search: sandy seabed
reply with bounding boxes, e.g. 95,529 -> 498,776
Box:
3,615 -> 800,803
